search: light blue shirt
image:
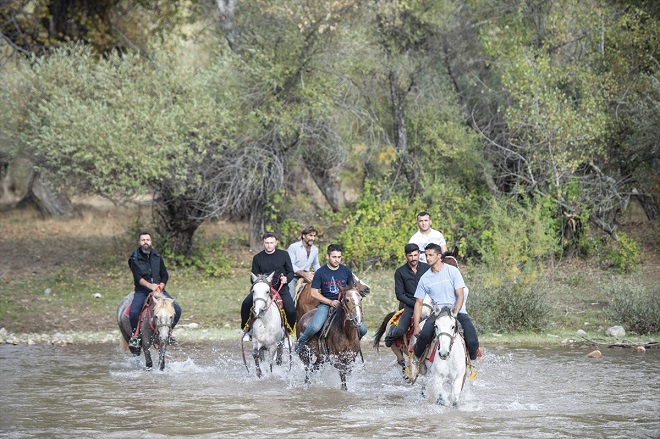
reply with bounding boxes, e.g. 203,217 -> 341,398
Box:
414,264 -> 466,309
287,240 -> 320,276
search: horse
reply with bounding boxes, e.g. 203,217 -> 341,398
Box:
372,295 -> 432,376
117,291 -> 176,371
245,272 -> 287,378
372,247 -> 461,377
295,274 -> 370,320
296,285 -> 364,390
417,305 -> 468,406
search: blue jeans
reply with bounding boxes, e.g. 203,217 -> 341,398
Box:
297,304 -> 367,345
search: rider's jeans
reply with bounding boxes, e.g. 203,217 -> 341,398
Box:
297,303 -> 367,344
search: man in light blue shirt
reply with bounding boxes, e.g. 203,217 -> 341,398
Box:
412,243 -> 480,361
286,226 -> 321,300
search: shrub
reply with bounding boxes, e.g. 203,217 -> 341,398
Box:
606,283 -> 660,334
470,280 -> 550,332
605,232 -> 640,273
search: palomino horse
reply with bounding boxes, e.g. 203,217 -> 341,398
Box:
296,285 -> 364,390
246,273 -> 287,378
414,305 -> 468,406
117,291 -> 176,371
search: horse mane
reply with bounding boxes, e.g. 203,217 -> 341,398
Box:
152,291 -> 175,314
252,273 -> 272,284
437,306 -> 453,317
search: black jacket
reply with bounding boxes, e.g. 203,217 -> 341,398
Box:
129,248 -> 169,294
394,261 -> 430,308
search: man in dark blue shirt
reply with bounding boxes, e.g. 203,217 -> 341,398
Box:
294,244 -> 367,352
384,243 -> 430,347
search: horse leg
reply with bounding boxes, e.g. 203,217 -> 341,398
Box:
253,347 -> 262,378
143,346 -> 153,370
339,370 -> 348,391
276,341 -> 283,366
158,343 -> 167,371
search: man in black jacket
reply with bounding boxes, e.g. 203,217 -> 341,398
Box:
128,231 -> 182,347
241,232 -> 296,335
384,243 -> 430,347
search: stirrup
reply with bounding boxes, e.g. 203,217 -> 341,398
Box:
468,364 -> 477,381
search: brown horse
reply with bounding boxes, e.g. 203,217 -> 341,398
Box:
372,247 -> 460,378
295,274 -> 370,333
296,285 -> 365,390
117,291 -> 176,371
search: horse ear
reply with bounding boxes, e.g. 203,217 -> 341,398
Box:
451,305 -> 458,317
433,303 -> 442,315
266,272 -> 275,283
452,245 -> 459,258
251,273 -> 258,283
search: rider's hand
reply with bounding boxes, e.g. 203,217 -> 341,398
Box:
329,299 -> 340,308
413,324 -> 421,337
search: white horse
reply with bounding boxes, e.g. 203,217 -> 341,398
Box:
250,272 -> 286,378
421,304 -> 468,406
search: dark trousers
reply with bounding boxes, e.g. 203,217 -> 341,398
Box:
241,286 -> 296,333
414,312 -> 480,361
129,290 -> 182,333
387,306 -> 414,340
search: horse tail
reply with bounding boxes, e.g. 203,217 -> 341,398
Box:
119,335 -> 129,352
373,311 -> 396,349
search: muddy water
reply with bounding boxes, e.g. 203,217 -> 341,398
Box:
1,342 -> 658,438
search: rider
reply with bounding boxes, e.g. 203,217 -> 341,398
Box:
128,230 -> 182,347
294,243 -> 367,353
286,225 -> 321,301
241,232 -> 296,335
384,243 -> 430,347
411,243 -> 480,363
408,211 -> 448,263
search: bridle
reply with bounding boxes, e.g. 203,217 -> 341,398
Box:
252,279 -> 273,319
341,289 -> 363,328
434,311 -> 458,360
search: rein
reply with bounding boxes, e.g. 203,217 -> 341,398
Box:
434,313 -> 458,360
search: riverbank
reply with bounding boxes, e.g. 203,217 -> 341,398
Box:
1,202 -> 658,349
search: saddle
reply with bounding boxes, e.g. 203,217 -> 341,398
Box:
123,292 -> 155,337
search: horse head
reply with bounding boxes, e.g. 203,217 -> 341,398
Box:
339,284 -> 364,328
152,292 -> 176,344
441,246 -> 459,268
251,272 -> 274,319
433,305 -> 459,360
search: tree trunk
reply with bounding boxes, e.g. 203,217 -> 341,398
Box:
305,163 -> 347,211
388,69 -> 419,197
16,168 -> 77,218
153,187 -> 203,257
249,202 -> 265,252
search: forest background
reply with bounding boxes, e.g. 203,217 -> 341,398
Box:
0,0 -> 658,342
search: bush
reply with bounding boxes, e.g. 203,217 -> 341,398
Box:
605,232 -> 640,273
606,283 -> 660,334
470,280 -> 550,332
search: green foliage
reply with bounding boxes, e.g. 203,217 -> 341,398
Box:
478,196 -> 559,285
163,240 -> 232,278
471,280 -> 551,332
606,283 -> 660,334
605,232 -> 640,273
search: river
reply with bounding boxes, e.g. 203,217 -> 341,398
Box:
1,341 -> 658,438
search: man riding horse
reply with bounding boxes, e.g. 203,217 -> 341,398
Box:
128,230 -> 182,348
384,243 -> 430,347
411,243 -> 480,364
295,243 -> 367,353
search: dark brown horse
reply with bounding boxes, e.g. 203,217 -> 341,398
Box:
296,285 -> 365,390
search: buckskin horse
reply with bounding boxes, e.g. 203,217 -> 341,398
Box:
117,291 -> 176,371
296,284 -> 365,390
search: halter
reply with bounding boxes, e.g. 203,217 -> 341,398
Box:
434,311 -> 458,360
252,279 -> 277,319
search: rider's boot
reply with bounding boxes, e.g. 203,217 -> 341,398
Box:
168,331 -> 177,345
384,326 -> 397,347
128,335 -> 141,348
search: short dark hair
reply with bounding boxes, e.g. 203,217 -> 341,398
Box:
417,211 -> 430,219
404,243 -> 420,255
138,230 -> 152,239
262,231 -> 278,241
425,243 -> 442,254
301,225 -> 317,237
327,243 -> 343,254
